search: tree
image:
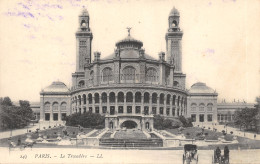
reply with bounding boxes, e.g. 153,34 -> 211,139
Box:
65,112 -> 105,129
178,116 -> 193,127
233,107 -> 258,131
0,97 -> 33,130
1,97 -> 13,106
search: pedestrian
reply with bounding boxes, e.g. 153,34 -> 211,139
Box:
224,146 -> 229,161
254,134 -> 256,139
216,147 -> 221,161
17,138 -> 21,146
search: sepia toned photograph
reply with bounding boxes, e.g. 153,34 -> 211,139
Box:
0,0 -> 259,163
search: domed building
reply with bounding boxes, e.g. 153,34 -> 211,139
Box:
39,7 -> 188,130
40,81 -> 71,124
38,6 -> 232,130
187,82 -> 218,125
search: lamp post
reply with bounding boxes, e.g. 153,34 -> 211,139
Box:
226,123 -> 228,133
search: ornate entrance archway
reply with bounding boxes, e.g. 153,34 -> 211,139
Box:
121,120 -> 137,129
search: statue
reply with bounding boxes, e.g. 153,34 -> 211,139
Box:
126,27 -> 132,36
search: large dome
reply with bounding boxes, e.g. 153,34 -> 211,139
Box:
189,82 -> 216,94
42,81 -> 70,94
102,35 -> 156,60
115,35 -> 143,48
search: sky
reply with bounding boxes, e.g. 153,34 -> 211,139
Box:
0,0 -> 259,103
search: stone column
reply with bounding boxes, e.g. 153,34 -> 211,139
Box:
164,95 -> 167,116
107,95 -> 110,114
124,95 -> 126,114
86,94 -> 89,112
58,103 -> 61,121
50,104 -> 53,121
81,97 -> 83,114
157,96 -> 160,115
92,96 -> 95,113
149,97 -> 152,115
99,97 -> 102,114
115,96 -> 118,114
141,96 -> 144,115
133,94 -> 135,114
170,97 -> 173,116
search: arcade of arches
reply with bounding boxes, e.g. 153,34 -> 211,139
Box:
71,90 -> 187,130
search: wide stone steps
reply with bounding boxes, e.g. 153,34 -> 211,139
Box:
99,139 -> 163,147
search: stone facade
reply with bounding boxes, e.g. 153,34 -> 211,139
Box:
39,7 -> 257,130
68,7 -> 187,131
187,82 -> 218,126
39,82 -> 71,125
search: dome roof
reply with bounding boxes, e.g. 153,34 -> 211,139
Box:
169,7 -> 180,16
80,8 -> 89,16
115,35 -> 143,47
42,81 -> 70,94
101,34 -> 156,60
189,82 -> 216,94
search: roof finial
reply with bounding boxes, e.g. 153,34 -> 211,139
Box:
126,27 -> 132,36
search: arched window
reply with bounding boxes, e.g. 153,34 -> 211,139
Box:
89,71 -> 94,84
118,92 -> 124,103
207,103 -> 213,111
144,92 -> 150,103
78,95 -> 81,105
146,68 -> 158,82
101,93 -> 107,103
160,93 -> 164,104
88,93 -> 92,104
52,102 -> 58,111
172,20 -> 178,27
44,102 -> 50,111
191,103 -> 197,111
199,103 -> 205,111
61,102 -> 67,111
126,92 -> 133,102
109,92 -> 115,103
102,67 -> 113,82
78,80 -> 85,87
152,93 -> 157,104
94,93 -> 99,104
177,96 -> 180,106
122,66 -> 135,80
83,94 -> 86,104
135,92 -> 141,103
174,81 -> 179,86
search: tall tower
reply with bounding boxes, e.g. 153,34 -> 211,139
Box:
76,7 -> 93,72
166,7 -> 183,73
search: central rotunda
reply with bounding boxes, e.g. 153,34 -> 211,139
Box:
69,7 -> 187,130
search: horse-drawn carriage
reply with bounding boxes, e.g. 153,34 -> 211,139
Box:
183,144 -> 199,164
212,147 -> 229,164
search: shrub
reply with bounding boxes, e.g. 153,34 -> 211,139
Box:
230,131 -> 233,135
186,132 -> 190,136
204,132 -> 208,136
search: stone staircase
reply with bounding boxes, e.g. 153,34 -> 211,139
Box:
99,138 -> 163,147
